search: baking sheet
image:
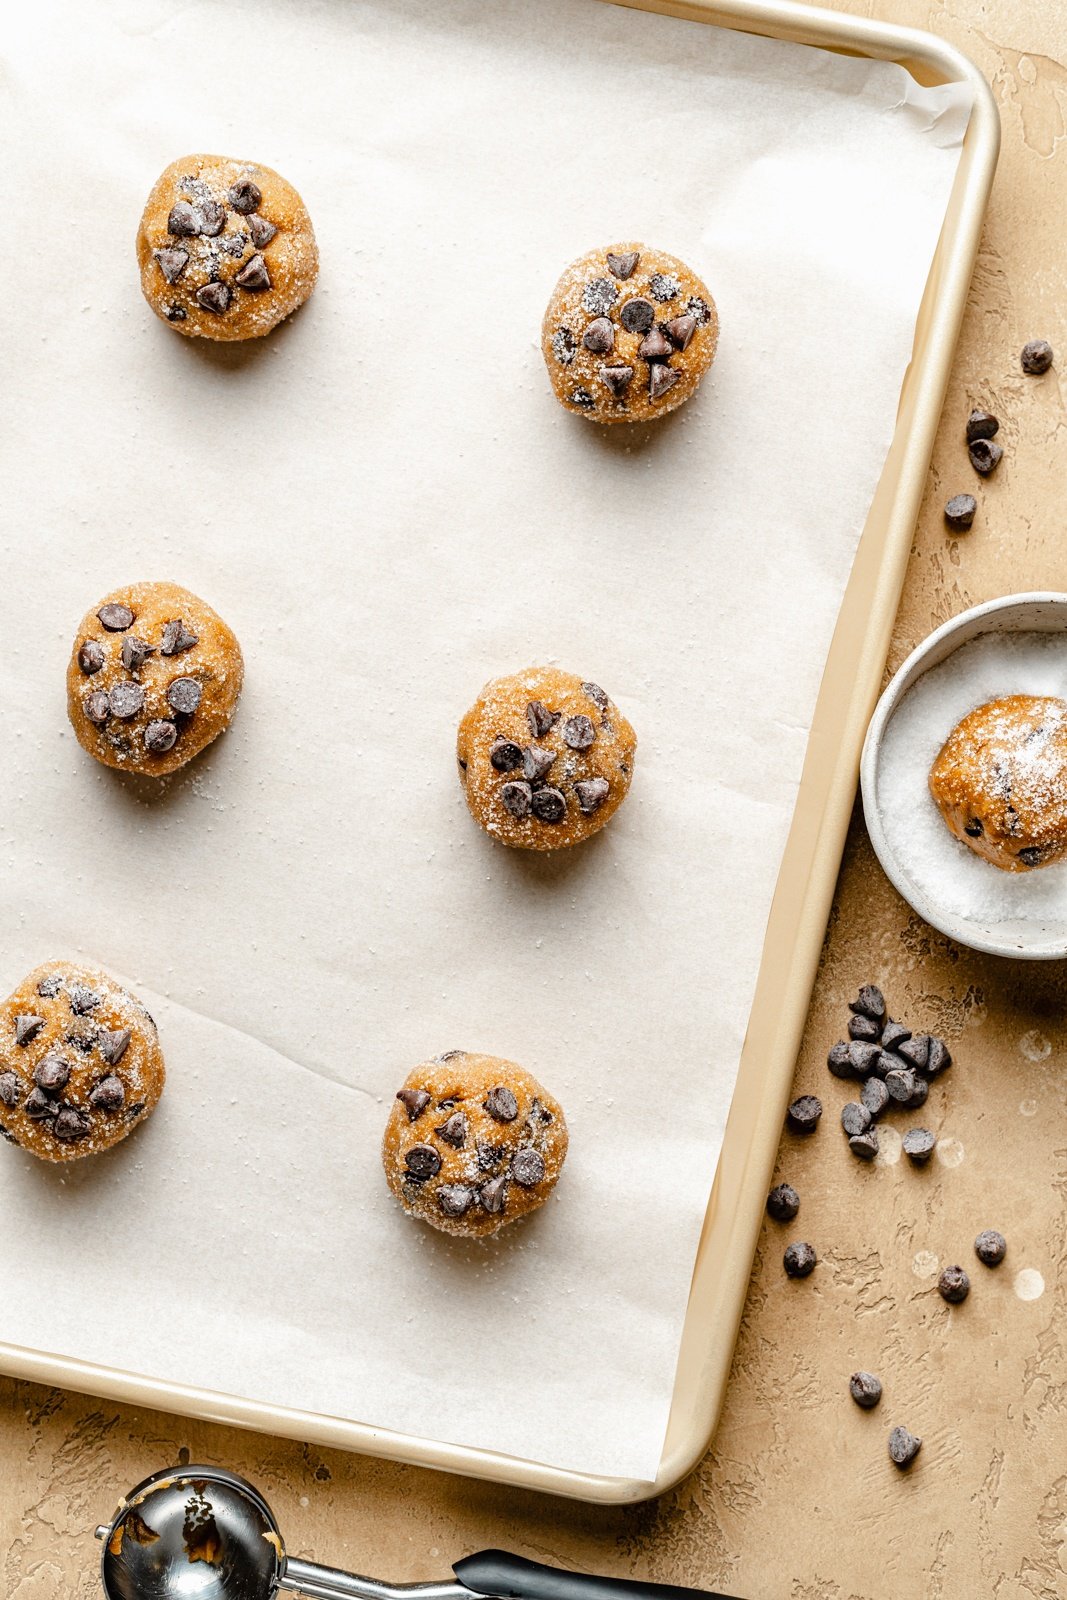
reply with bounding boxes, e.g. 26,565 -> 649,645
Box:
0,0 -> 970,1482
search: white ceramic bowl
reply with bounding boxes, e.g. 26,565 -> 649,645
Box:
861,592 -> 1067,959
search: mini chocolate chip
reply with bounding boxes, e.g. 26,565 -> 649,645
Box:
606,251 -> 639,280
562,715 -> 595,750
144,720 -> 178,753
167,200 -> 201,237
78,640 -> 105,675
24,1086 -> 54,1119
485,1085 -> 518,1122
969,437 -> 1003,475
530,786 -> 566,823
896,1034 -> 929,1070
235,252 -> 271,291
396,1087 -> 430,1121
926,1037 -> 952,1075
0,1071 -> 23,1108
154,247 -> 189,284
848,1014 -> 880,1043
583,316 -> 614,354
98,603 -> 134,632
888,1426 -> 922,1468
766,1182 -> 800,1221
1021,339 -> 1053,374
37,976 -> 61,998
648,273 -> 680,302
885,1066 -> 917,1104
198,199 -> 226,237
649,364 -> 681,401
938,1265 -> 970,1304
85,691 -> 110,725
849,984 -> 886,1021
196,282 -> 232,315
167,677 -> 202,715
599,364 -> 634,397
620,297 -> 655,334
490,737 -> 524,772
511,1147 -> 546,1187
637,327 -> 672,362
526,701 -> 558,739
501,781 -> 533,819
783,1241 -> 816,1278
665,314 -> 697,350
841,1101 -> 871,1138
687,296 -> 712,324
53,1106 -> 90,1141
901,1127 -> 936,1163
523,745 -> 556,784
437,1184 -> 474,1217
126,1100 -> 146,1118
880,1020 -> 912,1050
33,1054 -> 70,1093
89,1075 -> 126,1113
109,682 -> 145,720
582,277 -> 617,316
478,1174 -> 508,1213
69,986 -> 99,1015
849,1371 -> 882,1409
1019,846 -> 1044,867
229,178 -> 262,214
121,635 -> 155,672
575,777 -> 609,815
974,1229 -> 1007,1266
966,409 -> 999,443
248,214 -> 278,249
99,1028 -> 131,1066
160,619 -> 199,655
827,1041 -> 853,1079
166,304 -> 187,323
582,682 -> 609,710
944,494 -> 977,531
404,1143 -> 441,1180
15,1014 -> 45,1047
437,1111 -> 468,1148
552,327 -> 577,366
570,388 -> 595,409
787,1094 -> 822,1134
861,1077 -> 890,1119
849,1130 -> 879,1160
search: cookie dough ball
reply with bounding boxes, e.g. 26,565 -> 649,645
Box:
457,667 -> 636,851
0,960 -> 164,1162
67,581 -> 243,777
136,154 -> 318,340
541,243 -> 718,423
929,695 -> 1067,870
382,1051 -> 568,1236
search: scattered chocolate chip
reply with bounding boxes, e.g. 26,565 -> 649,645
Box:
89,1075 -> 125,1113
144,720 -> 178,753
848,1040 -> 883,1079
766,1182 -> 800,1221
849,1371 -> 882,1409
501,781 -> 533,819
196,281 -> 233,315
896,1034 -> 929,1070
787,1094 -> 822,1134
121,635 -> 155,672
848,1014 -> 881,1043
167,201 -> 201,237
861,1077 -> 890,1119
938,1264 -> 970,1304
478,1174 -> 508,1213
485,1085 -> 518,1122
1021,339 -> 1053,374
85,691 -> 110,725
108,682 -> 145,720
969,437 -> 1003,475
827,1041 -> 853,1079
248,214 -> 278,249
198,199 -> 226,237
0,1071 -> 24,1108
885,1066 -> 917,1104
944,494 -> 977,532
14,1014 -> 45,1047
77,640 -> 105,675
902,1128 -> 936,1164
926,1037 -> 952,1075
526,701 -> 558,739
437,1184 -> 474,1218
649,364 -> 681,401
166,304 -> 187,323
888,1426 -> 922,1468
850,985 -> 886,1021
99,1029 -> 131,1066
880,1020 -> 912,1051
575,777 -> 610,814
98,603 -> 134,632
966,408 -> 999,443
229,178 -> 262,214
33,1054 -> 70,1093
582,278 -> 618,316
396,1088 -> 430,1121
167,677 -> 202,715
37,976 -> 61,998
648,273 -> 679,302
235,252 -> 271,291
160,619 -> 199,655
620,297 -> 655,334
606,251 -> 639,280
24,1087 -> 54,1119
53,1106 -> 90,1141
974,1229 -> 1006,1266
637,327 -> 672,362
583,316 -> 614,354
404,1143 -> 441,1180
570,388 -> 595,410
841,1101 -> 872,1138
665,314 -> 697,351
490,738 -> 524,773
523,745 -> 556,784
582,682 -> 609,711
154,247 -> 189,284
562,714 -> 595,750
437,1111 -> 468,1148
531,786 -> 566,822
849,1130 -> 879,1161
599,364 -> 634,397
783,1241 -> 817,1278
511,1148 -> 546,1187
69,985 -> 99,1015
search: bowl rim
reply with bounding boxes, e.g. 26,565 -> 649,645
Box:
860,590 -> 1067,960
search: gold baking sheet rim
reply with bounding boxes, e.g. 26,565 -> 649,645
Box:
0,0 -> 998,1508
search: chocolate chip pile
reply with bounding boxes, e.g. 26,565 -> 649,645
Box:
155,175 -> 278,323
76,601 -> 202,758
943,340 -> 1055,532
492,692 -> 612,827
396,1077 -> 550,1224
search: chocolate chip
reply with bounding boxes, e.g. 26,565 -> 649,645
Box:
582,682 -> 609,711
485,1085 -> 518,1122
121,635 -> 155,672
848,1014 -> 881,1043
501,781 -> 533,819
78,641 -> 105,675
841,1102 -> 871,1137
108,682 -> 145,720
476,1138 -> 505,1171
850,985 -> 886,1021
167,201 -> 201,237
687,296 -> 712,324
69,985 -> 99,1015
0,1071 -> 23,1108
964,817 -> 984,837
583,317 -> 614,354
888,1426 -> 922,1468
526,701 -> 558,739
570,388 -> 595,410
167,677 -> 202,715
53,1106 -> 90,1141
648,273 -> 679,302
235,253 -> 271,291
160,619 -> 199,655
849,1371 -> 882,1409
665,314 -> 697,351
489,738 -> 523,773
15,1014 -> 44,1047
944,494 -> 977,531
620,298 -> 655,334
783,1241 -> 816,1278
766,1182 -> 799,1221
896,1034 -> 929,1070
37,976 -> 61,998
606,251 -> 639,280
880,1020 -> 911,1051
926,1037 -> 952,1075
166,304 -> 187,323
437,1111 -> 468,1148
196,282 -> 232,315
404,1143 -> 441,1180
966,408 -> 999,443
98,603 -> 134,632
478,1174 -> 508,1213
99,1028 -> 131,1066
220,232 -> 248,259
582,278 -> 618,316
523,745 -> 556,784
974,1229 -> 1006,1266
861,1077 -> 890,1119
154,247 -> 189,284
827,1041 -> 853,1079
89,1075 -> 125,1113
85,691 -> 110,725
509,1148 -> 544,1188
637,327 -> 672,362
531,786 -> 566,822
901,1128 -> 936,1163
969,438 -> 1002,475
24,1087 -> 54,1119
1019,846 -> 1044,867
33,1054 -> 70,1093
198,199 -> 226,237
599,364 -> 634,397
552,327 -> 577,366
849,1130 -> 879,1161
845,1041 -> 882,1080
649,364 -> 681,402
229,178 -> 262,214
885,1066 -> 917,1104
575,777 -> 610,814
787,1094 -> 822,1133
248,214 -> 278,249
144,720 -> 178,753
562,714 -> 595,750
435,1184 -> 472,1218
1021,339 -> 1053,374
396,1087 -> 430,1121
938,1265 -> 970,1304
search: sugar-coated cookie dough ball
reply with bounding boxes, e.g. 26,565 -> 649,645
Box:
0,960 -> 164,1162
382,1051 -> 568,1236
542,242 -> 718,423
457,666 -> 636,851
67,581 -> 243,777
136,154 -> 318,340
929,694 -> 1067,870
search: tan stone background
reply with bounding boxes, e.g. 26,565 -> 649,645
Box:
4,2 -> 1067,1596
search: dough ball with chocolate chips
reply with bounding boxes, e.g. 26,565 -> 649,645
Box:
136,154 -> 318,340
457,666 -> 636,851
67,581 -> 243,777
382,1051 -> 568,1237
542,242 -> 718,423
928,695 -> 1067,871
0,960 -> 164,1163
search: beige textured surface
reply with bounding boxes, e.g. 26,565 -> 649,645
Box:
4,1 -> 1067,1595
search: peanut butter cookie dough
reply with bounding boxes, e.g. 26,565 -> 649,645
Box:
382,1052 -> 568,1237
929,694 -> 1067,871
542,243 -> 718,423
457,666 -> 636,850
0,960 -> 164,1162
67,581 -> 243,777
136,154 -> 318,340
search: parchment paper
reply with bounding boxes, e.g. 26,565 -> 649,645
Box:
0,0 -> 970,1481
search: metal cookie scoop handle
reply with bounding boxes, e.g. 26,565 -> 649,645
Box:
96,1466 -> 741,1600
